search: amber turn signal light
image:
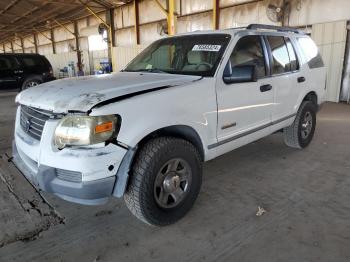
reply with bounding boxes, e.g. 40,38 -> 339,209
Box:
95,121 -> 113,134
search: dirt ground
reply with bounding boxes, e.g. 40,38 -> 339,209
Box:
0,90 -> 349,262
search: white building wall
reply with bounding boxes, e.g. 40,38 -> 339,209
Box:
288,0 -> 350,26
312,21 -> 347,102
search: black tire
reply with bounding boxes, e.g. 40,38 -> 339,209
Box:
21,77 -> 42,90
283,101 -> 317,149
124,137 -> 202,226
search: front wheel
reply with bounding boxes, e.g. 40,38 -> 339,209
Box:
124,137 -> 202,226
283,101 -> 317,149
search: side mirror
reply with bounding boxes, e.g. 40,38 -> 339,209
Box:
223,65 -> 257,84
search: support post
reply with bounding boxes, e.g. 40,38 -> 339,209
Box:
20,37 -> 24,53
109,8 -> 116,47
33,34 -> 38,53
50,28 -> 56,54
10,41 -> 14,53
80,0 -> 115,72
106,8 -> 116,72
167,0 -> 176,36
73,20 -> 82,74
134,0 -> 140,44
2,43 -> 5,53
212,0 -> 220,30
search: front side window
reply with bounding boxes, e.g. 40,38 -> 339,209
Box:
124,34 -> 231,77
228,35 -> 267,79
267,36 -> 291,75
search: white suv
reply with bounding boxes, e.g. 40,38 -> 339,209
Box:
13,24 -> 326,225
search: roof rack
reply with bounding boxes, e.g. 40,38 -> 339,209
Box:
247,24 -> 304,34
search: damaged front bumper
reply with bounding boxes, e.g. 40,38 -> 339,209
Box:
12,141 -> 116,205
12,140 -> 129,205
13,107 -> 130,205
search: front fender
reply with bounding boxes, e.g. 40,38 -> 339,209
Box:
90,78 -> 218,160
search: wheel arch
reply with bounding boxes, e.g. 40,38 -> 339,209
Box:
113,125 -> 205,198
302,91 -> 318,105
136,125 -> 205,161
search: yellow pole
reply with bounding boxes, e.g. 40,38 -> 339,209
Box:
167,0 -> 176,36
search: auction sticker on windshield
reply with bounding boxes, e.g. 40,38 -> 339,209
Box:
192,44 -> 221,52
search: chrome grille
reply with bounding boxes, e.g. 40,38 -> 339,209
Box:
56,168 -> 82,183
20,105 -> 53,140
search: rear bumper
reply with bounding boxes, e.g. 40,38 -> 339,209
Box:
12,141 -> 116,205
44,76 -> 56,82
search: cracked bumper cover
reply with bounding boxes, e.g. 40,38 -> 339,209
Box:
12,141 -> 115,205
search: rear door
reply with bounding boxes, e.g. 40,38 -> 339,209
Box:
215,35 -> 274,148
0,56 -> 20,89
264,35 -> 301,121
18,55 -> 46,77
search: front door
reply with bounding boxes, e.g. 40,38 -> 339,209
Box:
215,35 -> 274,148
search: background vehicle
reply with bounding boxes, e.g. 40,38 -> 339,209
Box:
0,53 -> 55,90
13,24 -> 326,226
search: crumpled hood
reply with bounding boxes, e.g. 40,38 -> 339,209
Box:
16,72 -> 201,113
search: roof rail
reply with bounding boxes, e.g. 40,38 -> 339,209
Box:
247,24 -> 304,34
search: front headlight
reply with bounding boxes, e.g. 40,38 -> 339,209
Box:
54,115 -> 119,149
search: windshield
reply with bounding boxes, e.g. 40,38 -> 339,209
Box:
124,34 -> 231,77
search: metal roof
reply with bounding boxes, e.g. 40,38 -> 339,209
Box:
0,0 -> 129,44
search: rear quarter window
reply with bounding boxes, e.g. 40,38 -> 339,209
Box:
296,37 -> 324,69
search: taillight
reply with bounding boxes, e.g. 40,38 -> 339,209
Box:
49,67 -> 53,76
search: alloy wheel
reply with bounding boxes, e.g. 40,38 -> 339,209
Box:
154,158 -> 192,209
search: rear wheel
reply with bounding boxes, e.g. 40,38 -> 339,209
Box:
124,137 -> 202,226
283,101 -> 317,148
21,77 -> 42,90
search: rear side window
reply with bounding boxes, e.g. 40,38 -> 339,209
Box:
229,35 -> 267,78
285,37 -> 299,71
297,37 -> 324,68
21,56 -> 44,67
266,36 -> 291,75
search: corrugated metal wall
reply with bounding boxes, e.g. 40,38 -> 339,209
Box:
312,21 -> 347,102
113,45 -> 146,71
46,50 -> 90,78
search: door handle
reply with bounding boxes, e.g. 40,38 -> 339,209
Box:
297,76 -> 306,83
260,84 -> 272,92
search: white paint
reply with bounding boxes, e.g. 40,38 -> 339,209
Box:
14,29 -> 326,202
16,72 -> 201,113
